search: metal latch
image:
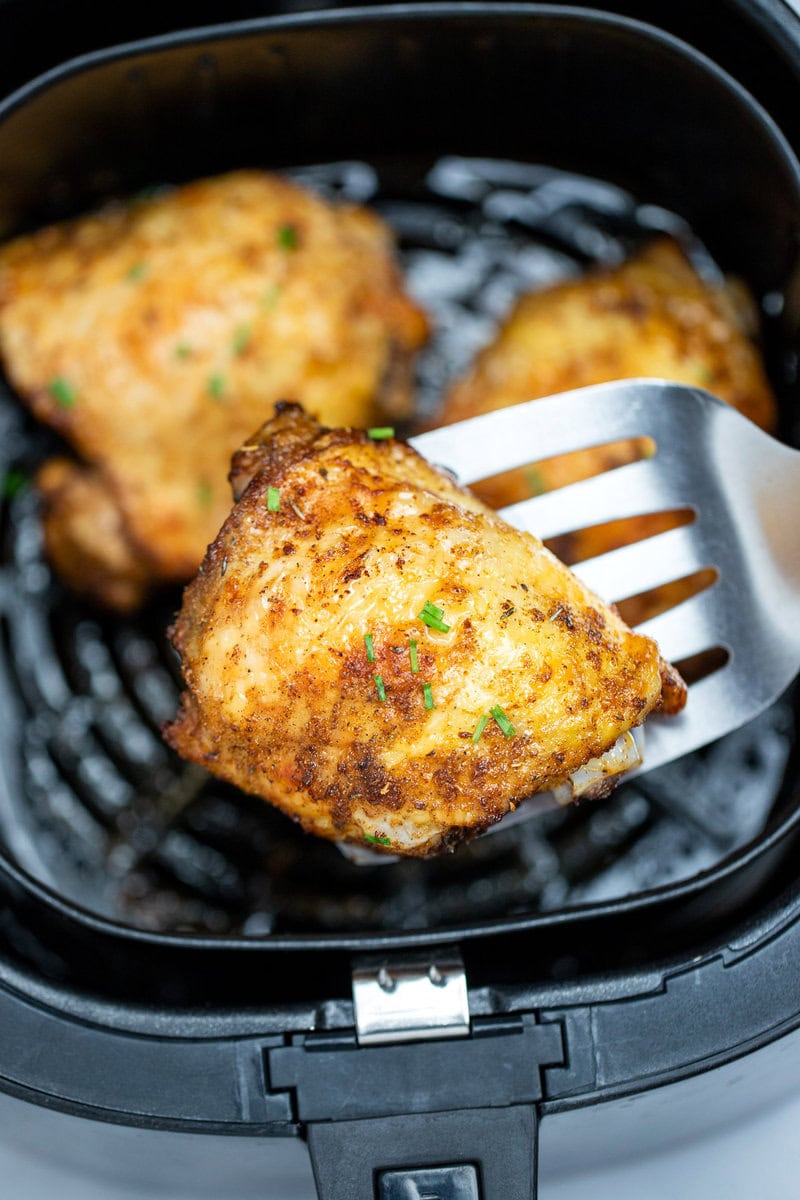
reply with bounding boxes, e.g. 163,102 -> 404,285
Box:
352,950 -> 470,1045
266,948 -> 564,1200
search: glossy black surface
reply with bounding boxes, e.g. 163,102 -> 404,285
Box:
0,5 -> 798,1012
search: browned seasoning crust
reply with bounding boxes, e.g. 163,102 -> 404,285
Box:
430,239 -> 776,622
437,239 -> 775,440
166,403 -> 686,856
35,458 -> 154,614
0,170 -> 428,611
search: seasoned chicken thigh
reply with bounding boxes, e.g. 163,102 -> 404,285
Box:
440,239 -> 774,446
166,404 -> 685,857
0,170 -> 428,610
433,238 -> 776,624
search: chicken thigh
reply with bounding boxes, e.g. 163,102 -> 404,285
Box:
0,170 -> 428,610
432,238 -> 776,624
166,404 -> 685,857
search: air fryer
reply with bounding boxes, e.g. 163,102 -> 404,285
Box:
1,5 -> 800,1199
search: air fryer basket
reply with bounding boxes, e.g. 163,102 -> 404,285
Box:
1,3 -> 800,980
4,9 -> 800,1199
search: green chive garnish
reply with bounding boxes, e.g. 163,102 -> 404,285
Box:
174,342 -> 192,360
374,674 -> 387,702
364,633 -> 375,663
409,639 -> 419,674
126,261 -> 147,282
422,683 -> 435,711
2,468 -> 27,500
418,600 -> 451,633
261,283 -> 282,310
196,480 -> 214,507
277,223 -> 299,250
231,324 -> 252,356
267,486 -> 281,512
490,705 -> 515,738
472,714 -> 489,743
525,466 -> 547,497
207,372 -> 226,399
420,614 -> 451,631
364,833 -> 391,846
48,377 -> 76,409
367,427 -> 394,440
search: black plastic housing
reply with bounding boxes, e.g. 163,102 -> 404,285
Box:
1,8 -> 800,1186
2,3 -> 800,971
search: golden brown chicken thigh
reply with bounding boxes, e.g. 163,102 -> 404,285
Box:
0,170 -> 428,611
440,239 -> 774,441
166,404 -> 685,857
432,238 -> 776,626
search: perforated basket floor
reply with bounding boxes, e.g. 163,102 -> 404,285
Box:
0,157 -> 796,936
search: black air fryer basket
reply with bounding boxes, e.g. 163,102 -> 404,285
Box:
2,6 -> 800,1198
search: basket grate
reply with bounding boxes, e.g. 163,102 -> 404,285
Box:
0,156 -> 795,935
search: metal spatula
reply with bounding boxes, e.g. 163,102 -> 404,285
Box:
412,379 -> 800,778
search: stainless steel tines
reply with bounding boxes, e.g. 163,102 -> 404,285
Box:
412,380 -> 800,777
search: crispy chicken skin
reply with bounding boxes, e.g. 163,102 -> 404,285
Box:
0,170 -> 428,611
433,238 -> 777,624
165,404 -> 685,857
440,239 -> 774,441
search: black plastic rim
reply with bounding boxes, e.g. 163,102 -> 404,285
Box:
1,2 -> 800,955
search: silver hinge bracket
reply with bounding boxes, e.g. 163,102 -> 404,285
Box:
352,949 -> 470,1045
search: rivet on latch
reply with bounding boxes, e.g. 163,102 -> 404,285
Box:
377,966 -> 397,993
353,951 -> 469,1044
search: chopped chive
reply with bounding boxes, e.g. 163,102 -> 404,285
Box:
207,372 -> 226,399
364,633 -> 375,663
267,486 -> 281,512
367,427 -> 394,440
231,324 -> 252,356
364,833 -> 392,846
126,261 -> 147,282
418,601 -> 451,633
409,639 -> 419,674
524,466 -> 547,497
174,342 -> 192,360
196,480 -> 214,507
277,223 -> 299,250
500,605 -> 516,619
261,283 -> 282,310
472,714 -> 489,743
421,600 -> 444,619
374,674 -> 387,702
419,614 -> 451,632
2,468 -> 27,500
48,377 -> 77,409
422,682 -> 435,711
490,705 -> 515,738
